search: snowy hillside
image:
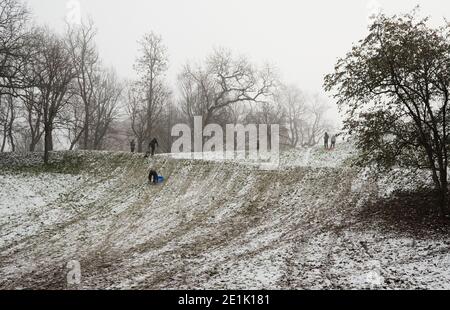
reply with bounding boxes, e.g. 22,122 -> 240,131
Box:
0,143 -> 449,289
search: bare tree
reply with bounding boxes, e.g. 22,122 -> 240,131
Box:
179,48 -> 276,130
134,31 -> 169,146
302,94 -> 332,146
0,0 -> 29,95
0,93 -> 16,151
126,83 -> 147,153
0,0 -> 31,152
65,19 -> 99,150
20,86 -> 43,151
31,28 -> 75,163
276,84 -> 306,147
90,68 -> 123,150
60,95 -> 84,150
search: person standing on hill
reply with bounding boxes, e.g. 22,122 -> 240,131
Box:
149,138 -> 159,156
324,132 -> 329,149
145,138 -> 159,158
130,140 -> 136,153
330,135 -> 337,149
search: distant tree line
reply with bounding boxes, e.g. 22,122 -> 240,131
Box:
0,0 -> 123,163
0,0 -> 336,163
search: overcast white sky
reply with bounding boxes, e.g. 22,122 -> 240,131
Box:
26,0 -> 450,104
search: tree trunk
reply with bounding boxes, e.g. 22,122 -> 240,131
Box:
83,104 -> 90,150
146,76 -> 154,143
438,168 -> 449,216
439,186 -> 448,216
8,127 -> 15,152
69,128 -> 85,151
1,128 -> 6,152
44,123 -> 53,164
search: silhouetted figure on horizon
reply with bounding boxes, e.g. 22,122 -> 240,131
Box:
149,138 -> 158,156
324,132 -> 329,149
330,135 -> 336,149
145,138 -> 159,158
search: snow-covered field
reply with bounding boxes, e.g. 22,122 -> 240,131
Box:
0,144 -> 449,289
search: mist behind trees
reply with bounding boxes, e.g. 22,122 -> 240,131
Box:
0,0 -> 338,161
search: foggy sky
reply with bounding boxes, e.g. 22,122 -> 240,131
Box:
26,0 -> 450,104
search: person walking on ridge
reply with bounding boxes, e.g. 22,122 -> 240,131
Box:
324,132 -> 329,150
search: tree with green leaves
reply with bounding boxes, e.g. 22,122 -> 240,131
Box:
324,11 -> 450,216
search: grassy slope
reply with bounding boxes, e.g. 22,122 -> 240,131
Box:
0,148 -> 449,289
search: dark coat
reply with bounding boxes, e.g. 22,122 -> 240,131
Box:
149,138 -> 158,149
